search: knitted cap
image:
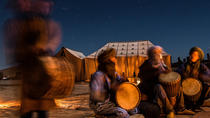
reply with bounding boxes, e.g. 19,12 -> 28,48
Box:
189,46 -> 204,61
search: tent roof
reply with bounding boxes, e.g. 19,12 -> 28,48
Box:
65,48 -> 86,59
87,40 -> 168,58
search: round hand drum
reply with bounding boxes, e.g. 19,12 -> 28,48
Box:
159,72 -> 181,97
40,56 -> 75,99
182,78 -> 202,102
25,56 -> 75,99
116,82 -> 141,110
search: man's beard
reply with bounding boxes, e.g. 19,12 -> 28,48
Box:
149,54 -> 167,71
184,60 -> 200,78
98,61 -> 116,80
150,54 -> 162,67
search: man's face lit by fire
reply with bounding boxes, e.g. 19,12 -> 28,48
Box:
190,51 -> 200,62
110,56 -> 117,64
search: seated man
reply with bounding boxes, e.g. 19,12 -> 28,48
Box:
89,48 -> 132,118
138,46 -> 194,118
176,47 -> 210,111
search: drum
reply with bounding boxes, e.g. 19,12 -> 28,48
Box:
24,56 -> 75,99
182,78 -> 202,102
159,72 -> 181,97
116,82 -> 141,110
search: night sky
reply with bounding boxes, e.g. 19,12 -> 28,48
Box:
0,0 -> 210,69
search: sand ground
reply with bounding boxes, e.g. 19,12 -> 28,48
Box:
0,82 -> 210,118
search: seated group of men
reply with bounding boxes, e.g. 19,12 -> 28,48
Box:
89,46 -> 210,118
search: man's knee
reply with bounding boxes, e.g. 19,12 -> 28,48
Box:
138,102 -> 161,118
154,84 -> 167,98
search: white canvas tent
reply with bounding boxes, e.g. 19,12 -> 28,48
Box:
84,40 -> 171,81
56,47 -> 85,82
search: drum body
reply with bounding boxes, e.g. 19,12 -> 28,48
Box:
159,72 -> 181,97
182,78 -> 202,102
115,82 -> 141,110
23,56 -> 75,99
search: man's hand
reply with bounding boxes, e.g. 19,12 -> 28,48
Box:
169,97 -> 176,107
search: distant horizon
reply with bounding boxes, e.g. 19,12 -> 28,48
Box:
0,41 -> 209,70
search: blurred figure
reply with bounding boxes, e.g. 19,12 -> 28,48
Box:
183,58 -> 187,63
176,47 -> 210,112
177,57 -> 183,65
4,0 -> 61,64
89,48 -> 131,118
3,0 -> 61,118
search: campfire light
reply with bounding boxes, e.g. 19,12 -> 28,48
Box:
0,101 -> 20,109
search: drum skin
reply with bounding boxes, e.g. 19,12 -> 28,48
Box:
159,72 -> 181,97
182,78 -> 202,102
115,82 -> 141,110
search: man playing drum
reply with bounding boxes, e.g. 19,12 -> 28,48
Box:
137,46 -> 193,118
89,48 -> 137,118
176,47 -> 210,111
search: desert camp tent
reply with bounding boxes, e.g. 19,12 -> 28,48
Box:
56,47 -> 85,82
0,66 -> 20,80
84,40 -> 171,81
1,41 -> 171,82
